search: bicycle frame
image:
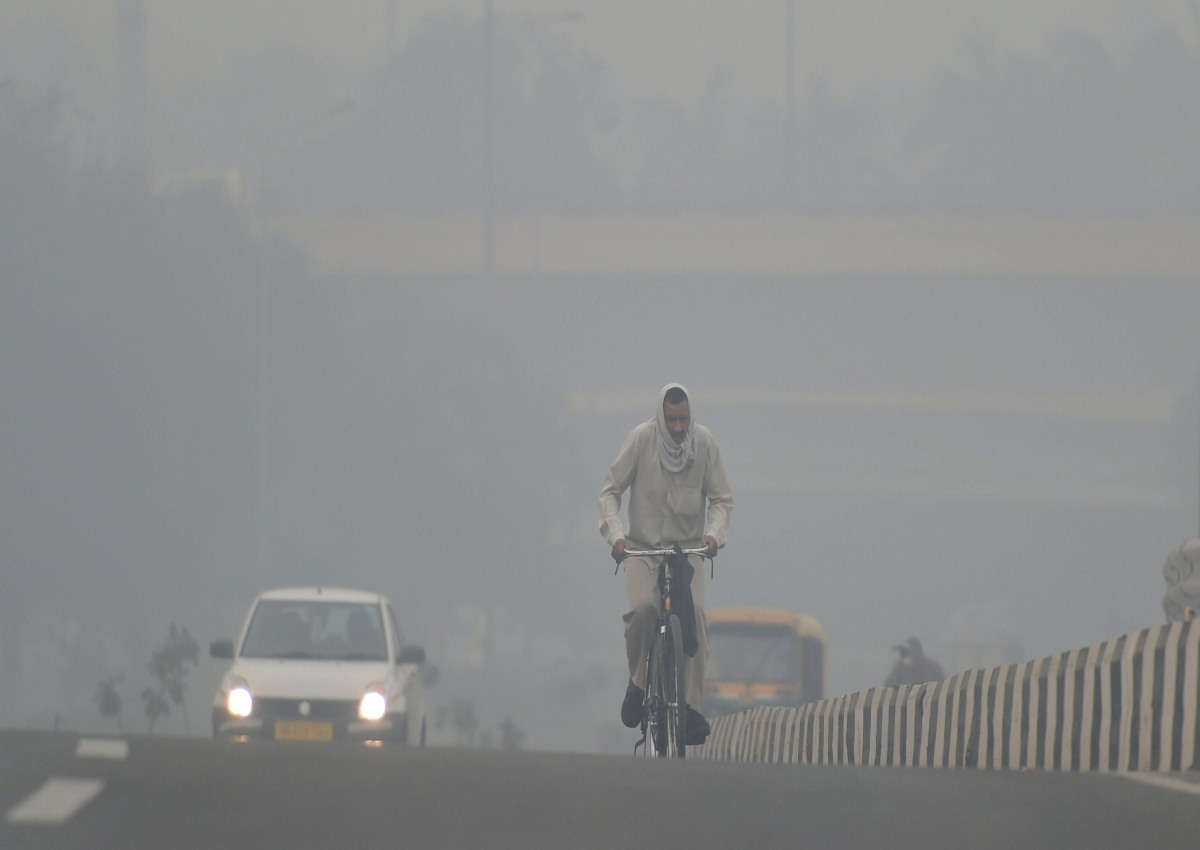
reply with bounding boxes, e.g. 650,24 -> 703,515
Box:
623,545 -> 708,758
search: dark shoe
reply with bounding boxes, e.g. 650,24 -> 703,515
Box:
686,706 -> 710,745
621,681 -> 645,728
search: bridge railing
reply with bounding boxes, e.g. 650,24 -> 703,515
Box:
694,619 -> 1200,772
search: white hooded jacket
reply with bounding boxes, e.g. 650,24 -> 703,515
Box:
598,388 -> 733,549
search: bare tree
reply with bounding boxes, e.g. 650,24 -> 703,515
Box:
498,716 -> 524,750
436,698 -> 480,746
141,623 -> 199,734
93,676 -> 124,733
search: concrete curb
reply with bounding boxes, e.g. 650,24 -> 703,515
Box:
694,619 -> 1200,771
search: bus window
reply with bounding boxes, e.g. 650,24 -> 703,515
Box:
799,636 -> 825,702
707,624 -> 800,684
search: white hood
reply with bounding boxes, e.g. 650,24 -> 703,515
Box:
228,658 -> 392,700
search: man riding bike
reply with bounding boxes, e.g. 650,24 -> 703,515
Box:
599,383 -> 733,746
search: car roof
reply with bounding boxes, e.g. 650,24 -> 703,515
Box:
256,586 -> 386,605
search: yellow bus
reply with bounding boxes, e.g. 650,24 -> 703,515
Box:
701,607 -> 827,717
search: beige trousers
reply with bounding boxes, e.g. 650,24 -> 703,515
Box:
623,554 -> 707,708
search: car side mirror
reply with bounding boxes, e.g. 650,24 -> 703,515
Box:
209,639 -> 235,659
397,644 -> 425,665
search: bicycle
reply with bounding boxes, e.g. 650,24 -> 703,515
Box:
620,544 -> 710,759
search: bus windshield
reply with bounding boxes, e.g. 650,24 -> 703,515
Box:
707,623 -> 800,684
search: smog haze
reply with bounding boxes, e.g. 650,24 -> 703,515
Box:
1,0 -> 1198,751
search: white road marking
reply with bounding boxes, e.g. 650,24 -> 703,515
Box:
5,778 -> 104,825
1116,773 -> 1200,797
76,737 -> 128,760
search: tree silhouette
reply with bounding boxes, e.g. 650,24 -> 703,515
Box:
1,82 -> 260,724
498,716 -> 525,750
93,676 -> 124,733
141,623 -> 199,734
440,698 -> 479,746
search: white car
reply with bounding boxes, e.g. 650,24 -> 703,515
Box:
209,586 -> 426,745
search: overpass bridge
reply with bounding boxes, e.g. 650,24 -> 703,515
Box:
266,213 -> 1200,279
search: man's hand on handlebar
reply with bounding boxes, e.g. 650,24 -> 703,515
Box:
702,535 -> 718,559
611,538 -> 627,564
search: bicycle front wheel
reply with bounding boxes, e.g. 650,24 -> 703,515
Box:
643,622 -> 665,757
663,613 -> 688,759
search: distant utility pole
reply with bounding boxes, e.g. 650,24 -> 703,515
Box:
784,0 -> 797,202
482,0 -> 496,280
116,0 -> 149,181
1185,0 -> 1195,530
386,0 -> 399,62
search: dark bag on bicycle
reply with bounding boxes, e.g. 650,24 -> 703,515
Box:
662,551 -> 699,657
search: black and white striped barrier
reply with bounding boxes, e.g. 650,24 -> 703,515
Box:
694,619 -> 1200,771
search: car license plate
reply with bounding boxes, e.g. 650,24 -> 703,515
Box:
274,720 -> 333,742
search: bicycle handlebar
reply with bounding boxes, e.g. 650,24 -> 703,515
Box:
622,547 -> 710,558
615,545 -> 715,577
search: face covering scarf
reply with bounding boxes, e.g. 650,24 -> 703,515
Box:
656,382 -> 696,473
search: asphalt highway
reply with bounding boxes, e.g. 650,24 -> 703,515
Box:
2,729 -> 1199,849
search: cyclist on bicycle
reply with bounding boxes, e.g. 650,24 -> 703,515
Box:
599,382 -> 733,746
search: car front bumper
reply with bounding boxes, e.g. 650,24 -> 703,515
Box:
212,703 -> 406,743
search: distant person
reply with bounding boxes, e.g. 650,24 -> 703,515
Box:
599,383 -> 733,746
885,637 -> 946,687
1162,538 -> 1200,622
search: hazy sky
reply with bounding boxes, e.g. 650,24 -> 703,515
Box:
4,0 -> 1200,747
4,0 -> 1197,106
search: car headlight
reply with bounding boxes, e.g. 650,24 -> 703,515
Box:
227,681 -> 253,718
359,688 -> 387,721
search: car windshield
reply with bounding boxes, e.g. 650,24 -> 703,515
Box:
240,599 -> 388,661
707,623 -> 800,683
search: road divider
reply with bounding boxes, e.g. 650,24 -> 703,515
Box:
695,619 -> 1199,771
